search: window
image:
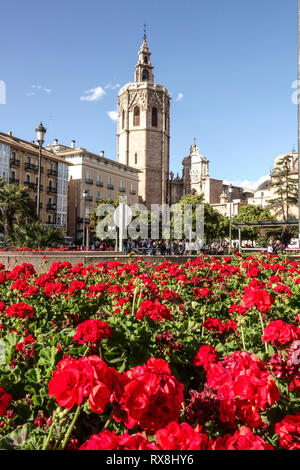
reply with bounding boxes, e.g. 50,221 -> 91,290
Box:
26,174 -> 30,183
144,56 -> 148,64
108,193 -> 112,200
152,107 -> 158,127
122,110 -> 125,129
135,153 -> 137,164
133,106 -> 140,126
97,191 -> 101,199
142,69 -> 149,81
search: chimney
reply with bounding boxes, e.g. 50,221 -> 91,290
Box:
71,140 -> 76,149
8,131 -> 12,136
100,150 -> 104,157
53,139 -> 58,145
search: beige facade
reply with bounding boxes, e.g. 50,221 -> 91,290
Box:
46,142 -> 139,241
172,143 -> 252,214
248,152 -> 299,218
117,38 -> 170,208
0,132 -> 69,231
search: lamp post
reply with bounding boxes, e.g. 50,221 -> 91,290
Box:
35,122 -> 46,219
298,0 -> 300,249
169,171 -> 174,254
229,184 -> 233,253
82,190 -> 88,250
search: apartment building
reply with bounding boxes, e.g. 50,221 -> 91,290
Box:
46,140 -> 140,241
0,132 -> 69,231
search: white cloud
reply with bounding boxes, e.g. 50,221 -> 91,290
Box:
44,88 -> 52,93
223,175 -> 270,191
175,93 -> 184,102
25,92 -> 35,96
107,111 -> 118,121
105,83 -> 121,90
80,87 -> 106,102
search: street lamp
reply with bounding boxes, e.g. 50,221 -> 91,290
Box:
169,171 -> 174,254
229,184 -> 233,253
82,190 -> 88,250
35,122 -> 46,219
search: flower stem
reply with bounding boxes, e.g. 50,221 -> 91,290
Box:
258,311 -> 268,355
42,419 -> 55,450
59,405 -> 81,451
240,324 -> 246,350
131,286 -> 138,316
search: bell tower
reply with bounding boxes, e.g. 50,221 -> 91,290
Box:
117,31 -> 170,208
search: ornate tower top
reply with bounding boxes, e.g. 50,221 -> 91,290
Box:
135,30 -> 154,84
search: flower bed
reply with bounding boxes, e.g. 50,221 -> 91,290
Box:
0,254 -> 299,450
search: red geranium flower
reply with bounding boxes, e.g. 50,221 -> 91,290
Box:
5,302 -> 34,319
73,319 -> 113,345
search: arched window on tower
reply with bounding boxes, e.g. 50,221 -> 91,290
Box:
144,56 -> 148,64
142,69 -> 149,81
133,106 -> 140,126
122,110 -> 125,129
152,107 -> 158,127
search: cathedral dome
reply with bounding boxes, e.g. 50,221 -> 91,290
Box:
256,179 -> 271,191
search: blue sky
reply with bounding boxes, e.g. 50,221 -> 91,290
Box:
0,0 -> 297,189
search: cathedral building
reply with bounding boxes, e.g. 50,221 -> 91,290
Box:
117,34 -> 170,208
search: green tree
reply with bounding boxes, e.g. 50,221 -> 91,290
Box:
8,220 -> 65,249
268,155 -> 298,221
233,205 -> 273,246
0,183 -> 36,237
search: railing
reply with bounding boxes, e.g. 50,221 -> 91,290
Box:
107,184 -> 114,190
46,204 -> 57,211
96,181 -> 103,187
85,195 -> 93,201
9,178 -> 19,184
47,169 -> 57,176
10,158 -> 20,167
85,178 -> 94,185
130,189 -> 136,195
47,187 -> 57,194
119,187 -> 126,193
24,181 -> 37,190
25,162 -> 40,172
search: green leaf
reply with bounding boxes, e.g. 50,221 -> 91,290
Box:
25,368 -> 42,384
37,346 -> 57,368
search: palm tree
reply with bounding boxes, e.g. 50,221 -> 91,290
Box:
0,183 -> 36,237
10,220 -> 65,249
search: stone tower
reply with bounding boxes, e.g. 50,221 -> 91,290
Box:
117,34 -> 170,208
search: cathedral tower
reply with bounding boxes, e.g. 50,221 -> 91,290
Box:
117,34 -> 170,208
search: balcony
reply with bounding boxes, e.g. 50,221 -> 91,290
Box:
47,168 -> 57,176
76,217 -> 89,224
25,162 -> 39,172
46,203 -> 57,211
85,195 -> 93,201
24,181 -> 37,190
85,178 -> 94,185
47,186 -> 57,194
10,177 -> 19,184
130,189 -> 136,195
119,187 -> 126,193
107,183 -> 114,190
10,158 -> 20,167
96,181 -> 103,187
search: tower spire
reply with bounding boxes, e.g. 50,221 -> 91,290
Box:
135,31 -> 154,83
